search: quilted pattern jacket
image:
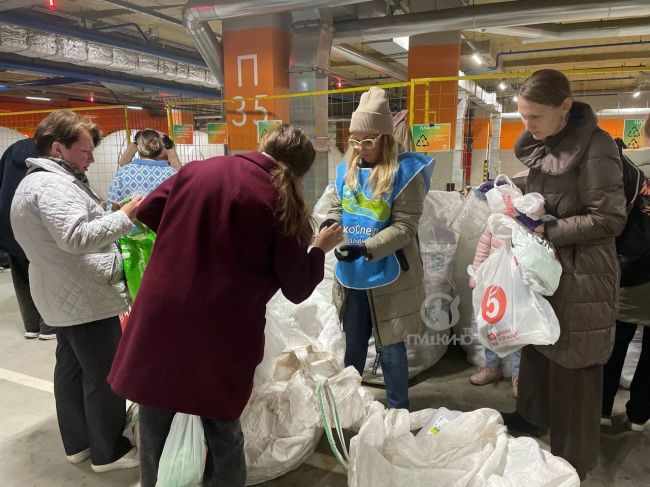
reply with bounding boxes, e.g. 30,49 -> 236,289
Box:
10,157 -> 133,326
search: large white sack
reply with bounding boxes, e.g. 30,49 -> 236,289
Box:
253,308 -> 291,386
348,403 -> 580,487
621,326 -> 643,389
453,198 -> 487,369
244,276 -> 371,485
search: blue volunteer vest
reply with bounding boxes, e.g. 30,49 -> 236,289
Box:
335,152 -> 433,290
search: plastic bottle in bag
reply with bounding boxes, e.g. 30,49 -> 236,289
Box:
416,407 -> 460,437
449,190 -> 491,239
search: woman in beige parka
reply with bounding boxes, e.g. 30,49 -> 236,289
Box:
321,88 -> 432,410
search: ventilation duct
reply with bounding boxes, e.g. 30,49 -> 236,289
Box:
331,44 -> 407,81
182,0 -> 368,85
0,23 -> 218,88
333,0 -> 650,43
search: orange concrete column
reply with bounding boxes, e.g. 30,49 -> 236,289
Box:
408,38 -> 461,130
222,15 -> 291,151
408,32 -> 461,188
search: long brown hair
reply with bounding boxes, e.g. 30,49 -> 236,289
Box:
518,69 -> 572,107
260,125 -> 315,248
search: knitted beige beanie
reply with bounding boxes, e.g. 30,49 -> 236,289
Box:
349,87 -> 393,136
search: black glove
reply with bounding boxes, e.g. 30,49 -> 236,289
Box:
335,244 -> 367,262
319,218 -> 338,231
133,130 -> 141,144
162,134 -> 175,150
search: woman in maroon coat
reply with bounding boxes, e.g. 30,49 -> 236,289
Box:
108,126 -> 342,486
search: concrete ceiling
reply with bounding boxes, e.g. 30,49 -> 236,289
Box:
0,0 -> 648,106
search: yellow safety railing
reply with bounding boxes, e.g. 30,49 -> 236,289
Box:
166,66 -> 648,135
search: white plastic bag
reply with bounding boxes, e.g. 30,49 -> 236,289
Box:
513,192 -> 545,219
157,413 -> 206,487
621,327 -> 643,389
449,189 -> 491,239
488,214 -> 562,296
485,174 -> 523,216
473,243 -> 560,358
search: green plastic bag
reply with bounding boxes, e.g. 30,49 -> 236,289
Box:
119,222 -> 155,301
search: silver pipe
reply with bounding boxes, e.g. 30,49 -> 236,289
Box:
521,24 -> 650,44
182,0 -> 368,87
183,0 -> 366,24
183,17 -> 225,86
333,0 -> 650,43
470,26 -> 555,38
97,0 -> 183,26
332,45 -> 408,81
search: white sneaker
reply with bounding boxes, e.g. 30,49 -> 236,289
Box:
38,333 -> 57,341
91,447 -> 139,473
24,332 -> 39,339
629,421 -> 647,432
600,417 -> 613,426
67,448 -> 91,464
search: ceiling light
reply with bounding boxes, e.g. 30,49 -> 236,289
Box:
632,91 -> 641,98
26,96 -> 50,102
127,106 -> 143,110
598,107 -> 650,115
498,82 -> 507,91
500,112 -> 522,119
512,96 -> 518,102
472,53 -> 483,65
392,36 -> 409,51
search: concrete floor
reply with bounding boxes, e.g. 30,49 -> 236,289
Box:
0,268 -> 647,486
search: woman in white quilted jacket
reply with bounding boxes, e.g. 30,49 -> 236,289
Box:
10,110 -> 143,473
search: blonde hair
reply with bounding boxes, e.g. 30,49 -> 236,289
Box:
643,114 -> 650,141
259,125 -> 315,248
344,135 -> 398,200
34,110 -> 101,156
137,129 -> 164,159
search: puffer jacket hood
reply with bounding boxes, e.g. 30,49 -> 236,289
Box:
0,138 -> 39,257
10,157 -> 133,326
515,102 -> 604,176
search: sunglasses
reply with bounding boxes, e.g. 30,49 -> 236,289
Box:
348,135 -> 383,150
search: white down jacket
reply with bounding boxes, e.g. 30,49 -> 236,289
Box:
10,157 -> 133,326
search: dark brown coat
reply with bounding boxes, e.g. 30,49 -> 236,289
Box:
514,102 -> 627,369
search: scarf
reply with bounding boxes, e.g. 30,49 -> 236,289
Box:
49,157 -> 90,185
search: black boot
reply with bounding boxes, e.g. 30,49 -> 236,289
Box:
500,411 -> 547,438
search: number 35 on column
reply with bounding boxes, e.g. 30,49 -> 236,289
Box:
231,96 -> 269,127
